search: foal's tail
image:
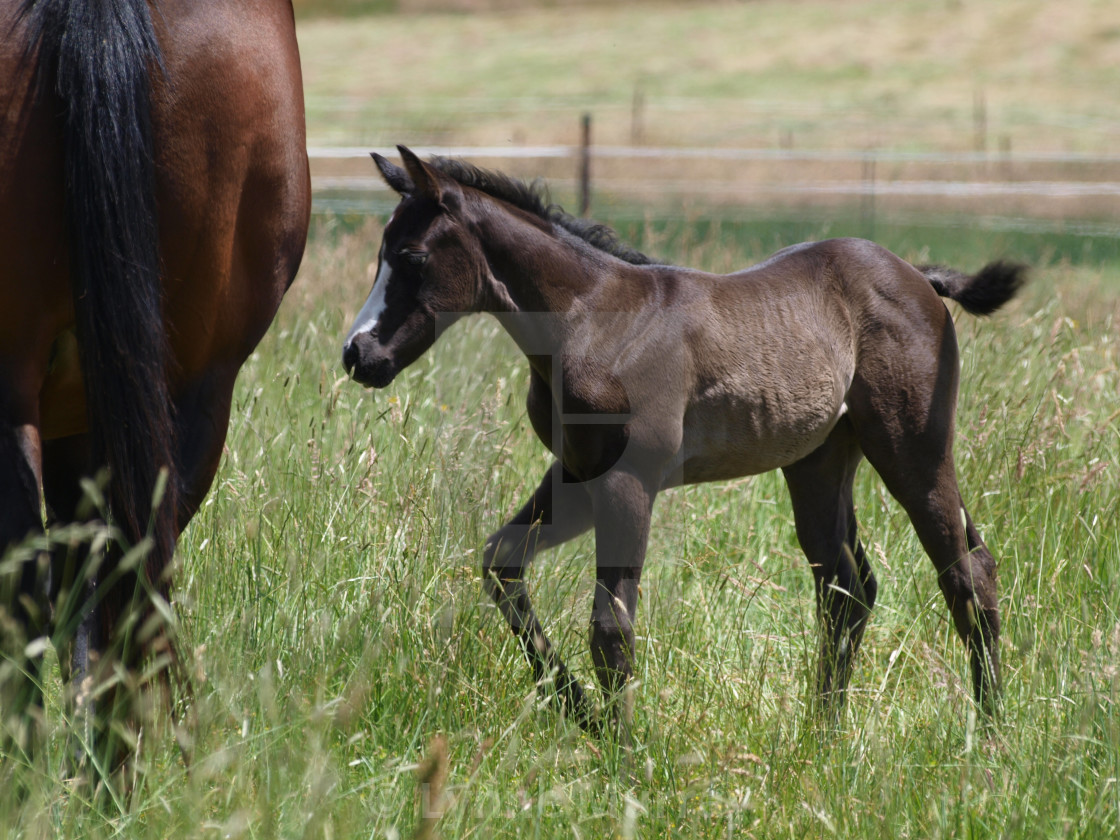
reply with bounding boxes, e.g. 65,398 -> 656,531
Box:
920,261 -> 1028,316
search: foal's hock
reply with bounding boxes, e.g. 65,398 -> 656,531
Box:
343,146 -> 1025,734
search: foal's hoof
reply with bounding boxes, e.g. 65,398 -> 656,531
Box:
560,692 -> 602,736
542,670 -> 602,735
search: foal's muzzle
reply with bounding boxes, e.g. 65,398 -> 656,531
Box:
342,332 -> 398,388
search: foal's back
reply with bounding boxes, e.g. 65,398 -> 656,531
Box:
646,238 -> 949,485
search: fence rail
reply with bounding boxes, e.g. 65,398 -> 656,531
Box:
308,143 -> 1120,231
311,145 -> 1120,165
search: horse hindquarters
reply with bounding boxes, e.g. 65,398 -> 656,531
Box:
153,0 -> 311,524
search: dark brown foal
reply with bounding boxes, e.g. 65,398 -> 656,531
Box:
342,147 -> 1023,736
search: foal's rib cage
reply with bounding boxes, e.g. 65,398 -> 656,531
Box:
342,145 -> 1025,735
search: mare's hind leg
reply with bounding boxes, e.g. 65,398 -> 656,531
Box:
853,398 -> 1000,714
482,460 -> 596,727
39,437 -> 96,687
40,434 -> 125,776
782,418 -> 877,716
0,411 -> 47,753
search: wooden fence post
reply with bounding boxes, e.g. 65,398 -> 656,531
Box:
579,113 -> 591,217
861,153 -> 876,240
631,84 -> 645,145
973,88 -> 988,154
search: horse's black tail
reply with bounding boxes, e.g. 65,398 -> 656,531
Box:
920,261 -> 1028,316
22,1 -> 178,660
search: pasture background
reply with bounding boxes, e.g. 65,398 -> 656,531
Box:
3,1 -> 1119,837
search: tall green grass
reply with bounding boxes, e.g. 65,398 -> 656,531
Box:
2,212 -> 1117,838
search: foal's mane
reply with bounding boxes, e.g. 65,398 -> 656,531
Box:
429,156 -> 657,266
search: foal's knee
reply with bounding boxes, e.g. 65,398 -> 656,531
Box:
482,522 -> 519,568
481,524 -> 537,605
480,533 -> 508,602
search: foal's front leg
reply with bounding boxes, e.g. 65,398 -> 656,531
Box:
589,467 -> 654,743
482,461 -> 597,726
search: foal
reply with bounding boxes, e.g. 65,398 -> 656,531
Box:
343,147 -> 1024,733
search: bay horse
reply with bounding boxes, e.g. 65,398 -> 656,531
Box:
342,147 -> 1023,737
0,0 -> 310,770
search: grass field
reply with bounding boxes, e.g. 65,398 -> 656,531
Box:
296,0 -> 1120,152
4,212 -> 1117,839
3,1 -> 1120,837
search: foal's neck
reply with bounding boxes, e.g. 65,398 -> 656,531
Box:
476,205 -> 623,353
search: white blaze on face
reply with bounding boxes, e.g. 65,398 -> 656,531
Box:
344,249 -> 392,349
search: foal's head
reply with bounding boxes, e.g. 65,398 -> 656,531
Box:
342,146 -> 484,388
342,146 -> 656,388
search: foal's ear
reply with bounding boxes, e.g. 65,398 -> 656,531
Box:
372,152 -> 414,196
397,144 -> 457,209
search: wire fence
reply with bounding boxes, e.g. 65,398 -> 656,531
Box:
309,141 -> 1120,237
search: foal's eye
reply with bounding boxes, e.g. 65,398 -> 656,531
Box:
397,248 -> 428,267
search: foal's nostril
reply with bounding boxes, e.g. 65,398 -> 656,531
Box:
342,339 -> 359,375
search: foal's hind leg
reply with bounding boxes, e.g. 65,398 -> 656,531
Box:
877,462 -> 999,712
853,396 -> 1000,714
482,460 -> 597,727
782,418 -> 876,716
